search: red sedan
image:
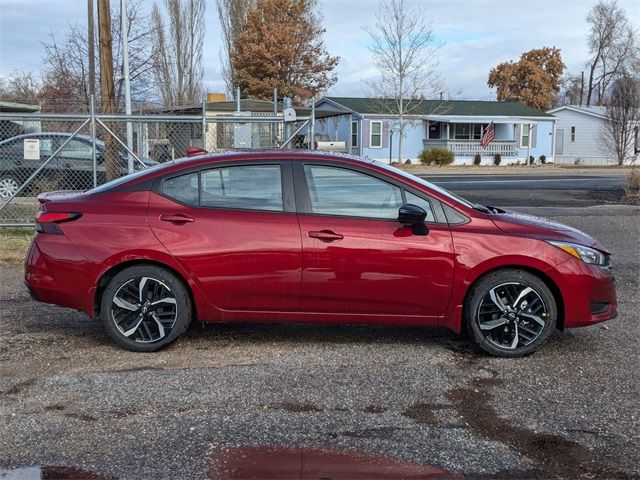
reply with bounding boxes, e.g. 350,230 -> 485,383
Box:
24,151 -> 617,356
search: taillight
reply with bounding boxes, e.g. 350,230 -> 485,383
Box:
35,212 -> 82,234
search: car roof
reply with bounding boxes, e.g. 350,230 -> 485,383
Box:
174,149 -> 375,167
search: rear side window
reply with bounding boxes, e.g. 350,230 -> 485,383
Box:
201,165 -> 283,211
162,165 -> 284,212
163,172 -> 199,205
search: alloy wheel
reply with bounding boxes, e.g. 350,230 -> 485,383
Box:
0,177 -> 19,198
476,282 -> 548,350
111,276 -> 178,343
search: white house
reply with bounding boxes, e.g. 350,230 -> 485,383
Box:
546,105 -> 640,165
314,97 -> 556,165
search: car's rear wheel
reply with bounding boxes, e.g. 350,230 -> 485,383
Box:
100,265 -> 192,352
465,269 -> 557,357
0,174 -> 19,198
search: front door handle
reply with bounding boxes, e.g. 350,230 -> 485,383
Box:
308,230 -> 343,242
160,213 -> 195,224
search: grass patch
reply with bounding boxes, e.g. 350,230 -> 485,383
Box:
0,228 -> 34,264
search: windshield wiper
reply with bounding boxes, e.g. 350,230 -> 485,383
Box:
472,203 -> 492,213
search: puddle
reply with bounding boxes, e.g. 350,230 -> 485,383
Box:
0,466 -> 115,480
208,445 -> 464,479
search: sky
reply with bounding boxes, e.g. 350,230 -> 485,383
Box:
0,0 -> 639,101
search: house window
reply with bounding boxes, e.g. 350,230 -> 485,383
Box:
520,124 -> 530,148
453,123 -> 470,140
351,121 -> 358,148
570,126 -> 576,142
473,124 -> 489,140
370,121 -> 382,148
635,126 -> 639,154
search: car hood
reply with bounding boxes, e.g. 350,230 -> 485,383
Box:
489,209 -> 607,251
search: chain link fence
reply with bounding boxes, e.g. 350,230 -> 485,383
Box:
0,111 -> 310,226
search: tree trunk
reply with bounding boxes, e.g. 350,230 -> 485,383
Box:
97,0 -> 119,181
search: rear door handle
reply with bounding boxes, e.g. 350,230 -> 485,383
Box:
308,230 -> 343,242
160,213 -> 195,224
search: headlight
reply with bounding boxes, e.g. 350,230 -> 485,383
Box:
548,241 -> 609,266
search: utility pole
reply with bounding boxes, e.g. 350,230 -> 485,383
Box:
88,0 -> 96,99
120,0 -> 134,173
97,0 -> 118,180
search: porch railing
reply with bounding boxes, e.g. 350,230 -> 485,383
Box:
423,139 -> 518,156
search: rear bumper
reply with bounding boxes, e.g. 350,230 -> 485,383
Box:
24,236 -> 95,315
548,259 -> 617,328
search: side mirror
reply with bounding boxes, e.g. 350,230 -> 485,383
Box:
398,204 -> 429,236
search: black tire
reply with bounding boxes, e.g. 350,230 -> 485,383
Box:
464,269 -> 557,357
100,265 -> 192,352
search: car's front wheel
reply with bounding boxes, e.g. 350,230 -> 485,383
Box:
0,174 -> 20,198
465,269 -> 557,357
100,265 -> 192,352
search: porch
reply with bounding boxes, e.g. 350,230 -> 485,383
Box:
422,115 -> 536,158
422,138 -> 518,157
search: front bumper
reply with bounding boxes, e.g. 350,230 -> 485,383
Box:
548,258 -> 617,328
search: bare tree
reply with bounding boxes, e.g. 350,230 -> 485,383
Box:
365,0 -> 440,163
216,0 -> 254,97
0,72 -> 41,104
41,0 -> 156,112
585,0 -> 638,106
557,73 -> 584,106
601,74 -> 640,165
151,0 -> 206,106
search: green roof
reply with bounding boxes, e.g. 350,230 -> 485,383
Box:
324,97 -> 554,118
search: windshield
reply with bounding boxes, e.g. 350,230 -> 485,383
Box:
372,160 -> 475,208
88,162 -> 169,194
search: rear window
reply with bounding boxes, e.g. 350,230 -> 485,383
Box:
88,162 -> 167,194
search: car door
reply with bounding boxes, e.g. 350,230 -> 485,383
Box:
148,161 -> 303,313
295,162 -> 455,318
57,137 -> 96,190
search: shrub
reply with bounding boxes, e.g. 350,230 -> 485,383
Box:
529,155 -> 535,164
418,147 -> 454,166
494,153 -> 502,166
404,159 -> 412,164
624,168 -> 640,202
473,153 -> 481,165
539,154 -> 546,164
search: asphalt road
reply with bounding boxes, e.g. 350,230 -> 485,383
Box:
0,204 -> 639,479
423,173 -> 628,207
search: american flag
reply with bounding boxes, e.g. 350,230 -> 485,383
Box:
480,122 -> 495,149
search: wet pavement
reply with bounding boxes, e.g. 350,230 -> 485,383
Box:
0,205 -> 639,479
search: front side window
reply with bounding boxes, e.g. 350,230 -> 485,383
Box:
370,121 -> 382,148
201,165 -> 283,211
521,124 -> 530,148
404,191 -> 436,222
304,165 -> 402,219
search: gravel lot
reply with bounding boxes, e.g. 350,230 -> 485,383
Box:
0,205 -> 638,479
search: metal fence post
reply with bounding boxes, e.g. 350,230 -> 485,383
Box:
310,97 -> 316,150
90,95 -> 98,187
202,97 -> 207,150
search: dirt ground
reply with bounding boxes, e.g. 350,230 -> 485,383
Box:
0,205 -> 639,479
